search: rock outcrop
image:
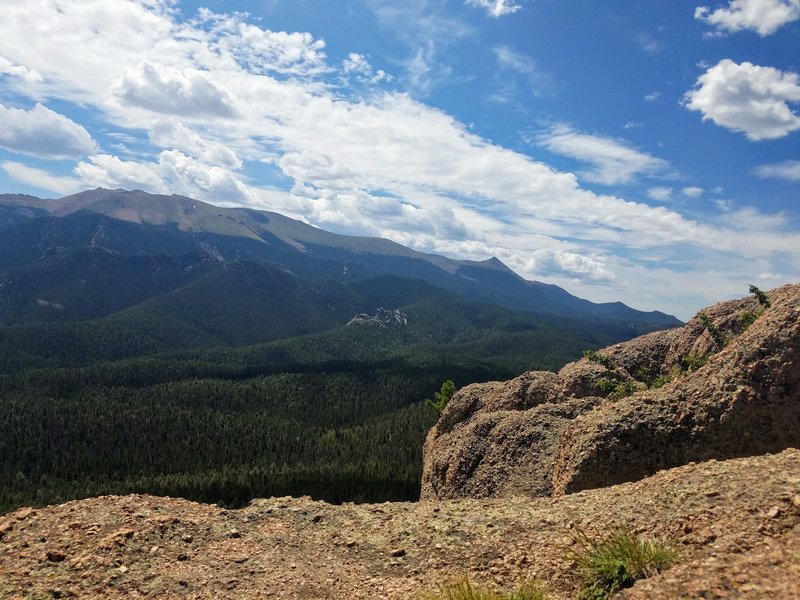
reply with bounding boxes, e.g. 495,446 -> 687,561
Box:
1,450 -> 798,599
421,284 -> 800,501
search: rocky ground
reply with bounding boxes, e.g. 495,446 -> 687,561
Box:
2,449 -> 799,599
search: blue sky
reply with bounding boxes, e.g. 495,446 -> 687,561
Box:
0,0 -> 798,318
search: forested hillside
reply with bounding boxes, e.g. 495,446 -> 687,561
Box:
0,190 -> 677,512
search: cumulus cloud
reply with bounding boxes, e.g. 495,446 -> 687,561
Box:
197,9 -> 330,78
466,0 -> 521,17
695,0 -> 800,36
754,159 -> 800,181
148,118 -> 241,169
647,187 -> 673,202
2,161 -> 82,194
684,60 -> 800,140
75,151 -> 252,203
682,186 -> 705,198
75,154 -> 167,192
112,61 -> 237,118
0,103 -> 97,159
342,53 -> 391,84
0,56 -> 43,83
536,125 -> 670,185
524,249 -> 617,283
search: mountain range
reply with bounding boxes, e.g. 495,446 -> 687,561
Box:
0,187 -> 678,334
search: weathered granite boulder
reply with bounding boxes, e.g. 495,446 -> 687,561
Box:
421,284 -> 800,500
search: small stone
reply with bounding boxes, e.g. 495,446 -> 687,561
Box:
229,529 -> 241,539
67,522 -> 82,530
117,565 -> 128,574
767,506 -> 782,519
149,545 -> 160,555
391,548 -> 406,557
0,521 -> 13,538
233,555 -> 249,564
15,508 -> 36,521
177,553 -> 189,561
792,495 -> 800,509
346,540 -> 357,548
182,534 -> 193,543
311,515 -> 322,523
46,550 -> 66,562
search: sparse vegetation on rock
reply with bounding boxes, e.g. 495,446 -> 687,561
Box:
417,576 -> 549,600
569,528 -> 677,600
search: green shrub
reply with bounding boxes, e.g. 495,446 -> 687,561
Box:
570,528 -> 677,600
597,377 -> 637,401
632,366 -> 655,386
696,311 -> 727,350
748,284 -> 771,308
739,311 -> 759,330
426,380 -> 457,414
650,367 -> 683,389
682,353 -> 707,372
417,577 -> 549,600
582,349 -> 615,370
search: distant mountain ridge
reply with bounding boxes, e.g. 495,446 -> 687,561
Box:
0,188 -> 680,328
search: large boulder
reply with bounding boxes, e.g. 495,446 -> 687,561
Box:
421,284 -> 800,500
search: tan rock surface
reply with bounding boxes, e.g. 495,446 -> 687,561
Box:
422,284 -> 800,501
1,450 -> 798,599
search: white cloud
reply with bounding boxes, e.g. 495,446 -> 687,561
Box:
536,125 -> 670,185
644,91 -> 661,102
647,187 -> 673,201
197,9 -> 330,78
366,1 -> 472,93
682,186 -> 705,198
2,161 -> 82,195
0,56 -> 43,83
695,0 -> 800,36
466,0 -> 521,18
74,154 -> 166,193
342,53 -> 390,84
112,61 -> 237,118
0,103 -> 98,159
524,249 -> 617,283
148,118 -> 242,169
493,46 -> 555,98
754,159 -> 800,181
74,151 -> 252,203
684,59 -> 800,140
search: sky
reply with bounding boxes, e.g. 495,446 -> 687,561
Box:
0,0 -> 798,319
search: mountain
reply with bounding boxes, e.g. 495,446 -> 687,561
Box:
0,188 -> 680,328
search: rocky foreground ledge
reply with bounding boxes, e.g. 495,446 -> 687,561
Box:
1,449 -> 799,599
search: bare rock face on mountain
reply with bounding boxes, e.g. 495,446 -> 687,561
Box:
421,284 -> 800,501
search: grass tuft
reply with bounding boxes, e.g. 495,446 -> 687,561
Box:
417,576 -> 549,600
569,528 -> 677,600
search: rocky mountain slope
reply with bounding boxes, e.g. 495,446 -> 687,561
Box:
1,450 -> 798,599
0,188 -> 679,328
421,283 -> 799,501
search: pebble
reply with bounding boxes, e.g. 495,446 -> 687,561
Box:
46,550 -> 66,562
